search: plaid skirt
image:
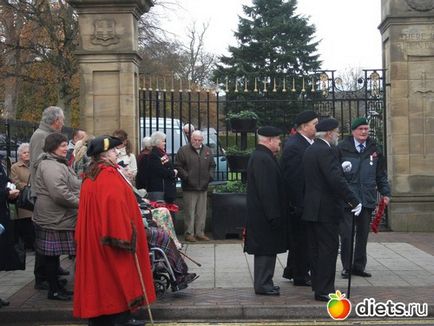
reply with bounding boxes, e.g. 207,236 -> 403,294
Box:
34,223 -> 76,256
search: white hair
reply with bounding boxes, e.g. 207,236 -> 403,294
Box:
150,131 -> 166,147
315,131 -> 327,139
191,130 -> 203,138
141,136 -> 152,150
41,106 -> 64,125
17,142 -> 30,157
183,124 -> 195,132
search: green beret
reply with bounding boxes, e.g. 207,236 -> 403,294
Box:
351,117 -> 368,130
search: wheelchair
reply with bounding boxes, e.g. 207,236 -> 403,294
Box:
149,246 -> 186,298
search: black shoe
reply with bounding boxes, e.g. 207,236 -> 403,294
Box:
115,318 -> 146,326
341,269 -> 349,279
314,294 -> 330,302
59,287 -> 74,296
47,291 -> 71,301
255,289 -> 280,296
353,270 -> 372,277
282,269 -> 293,280
293,279 -> 312,287
57,267 -> 70,276
0,298 -> 10,306
273,285 -> 280,291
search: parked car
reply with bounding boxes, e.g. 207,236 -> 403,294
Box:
201,128 -> 227,182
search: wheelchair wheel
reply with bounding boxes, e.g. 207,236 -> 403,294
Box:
154,279 -> 166,299
155,273 -> 171,290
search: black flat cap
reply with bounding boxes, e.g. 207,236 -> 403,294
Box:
86,135 -> 123,157
315,118 -> 339,132
257,126 -> 282,137
294,110 -> 318,126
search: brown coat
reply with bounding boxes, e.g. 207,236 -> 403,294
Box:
10,160 -> 32,219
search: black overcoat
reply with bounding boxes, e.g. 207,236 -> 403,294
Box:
302,139 -> 359,224
281,132 -> 311,212
0,164 -> 24,271
147,147 -> 177,203
244,144 -> 287,255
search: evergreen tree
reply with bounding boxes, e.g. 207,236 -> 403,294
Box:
213,0 -> 322,129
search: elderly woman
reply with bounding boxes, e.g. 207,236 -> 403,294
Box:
73,135 -> 155,326
71,135 -> 94,178
136,136 -> 152,190
33,133 -> 81,301
112,129 -> 137,185
10,143 -> 34,249
147,131 -> 177,203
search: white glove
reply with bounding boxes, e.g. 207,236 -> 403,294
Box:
341,161 -> 352,173
351,203 -> 362,216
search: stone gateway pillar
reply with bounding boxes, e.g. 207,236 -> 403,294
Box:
379,0 -> 434,231
68,0 -> 153,151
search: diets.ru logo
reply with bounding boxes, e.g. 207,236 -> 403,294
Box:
326,290 -> 352,320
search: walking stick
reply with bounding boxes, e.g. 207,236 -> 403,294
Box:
178,250 -> 202,267
347,212 -> 356,299
134,253 -> 154,326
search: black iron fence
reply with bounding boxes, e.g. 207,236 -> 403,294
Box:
0,119 -> 74,173
139,69 -> 388,228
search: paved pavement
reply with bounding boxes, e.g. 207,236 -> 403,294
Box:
1,232 -> 434,324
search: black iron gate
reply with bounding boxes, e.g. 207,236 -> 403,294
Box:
139,69 -> 387,224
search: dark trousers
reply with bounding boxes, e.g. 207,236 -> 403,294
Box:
13,218 -> 35,250
306,221 -> 339,296
253,255 -> 277,293
45,255 -> 60,292
285,213 -> 309,282
340,207 -> 372,271
88,311 -> 131,326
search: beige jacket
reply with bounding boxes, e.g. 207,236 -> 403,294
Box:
10,160 -> 32,219
32,153 -> 81,230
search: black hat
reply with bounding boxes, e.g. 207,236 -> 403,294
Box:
86,135 -> 123,157
294,110 -> 318,126
351,117 -> 368,130
315,118 -> 339,132
257,126 -> 282,137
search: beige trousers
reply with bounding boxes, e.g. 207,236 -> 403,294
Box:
183,190 -> 207,236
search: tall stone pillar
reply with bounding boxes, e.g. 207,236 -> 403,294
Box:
379,0 -> 434,231
68,0 -> 153,151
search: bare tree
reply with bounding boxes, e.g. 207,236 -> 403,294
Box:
180,22 -> 215,86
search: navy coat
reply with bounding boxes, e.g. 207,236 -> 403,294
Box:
302,139 -> 359,224
244,145 -> 287,255
337,136 -> 390,209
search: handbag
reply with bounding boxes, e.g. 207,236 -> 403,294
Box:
16,176 -> 35,211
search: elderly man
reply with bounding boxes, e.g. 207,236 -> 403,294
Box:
183,124 -> 195,141
175,130 -> 215,242
281,110 -> 318,286
29,106 -> 66,290
66,128 -> 87,162
302,118 -> 361,302
244,126 -> 287,296
338,117 -> 391,279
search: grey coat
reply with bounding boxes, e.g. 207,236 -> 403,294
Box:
32,153 -> 81,230
29,122 -> 57,196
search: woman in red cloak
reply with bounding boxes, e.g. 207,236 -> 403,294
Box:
73,135 -> 156,326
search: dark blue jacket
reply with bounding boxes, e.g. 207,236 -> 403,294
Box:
337,136 -> 390,209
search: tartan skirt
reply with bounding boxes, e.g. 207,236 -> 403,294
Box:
34,223 -> 76,256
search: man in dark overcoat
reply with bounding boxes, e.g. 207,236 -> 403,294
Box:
244,126 -> 287,296
302,118 -> 361,302
338,117 -> 391,279
281,110 -> 318,286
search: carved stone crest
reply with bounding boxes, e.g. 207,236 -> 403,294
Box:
91,19 -> 120,46
406,0 -> 434,11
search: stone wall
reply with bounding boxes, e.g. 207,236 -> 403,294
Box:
380,0 -> 434,230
